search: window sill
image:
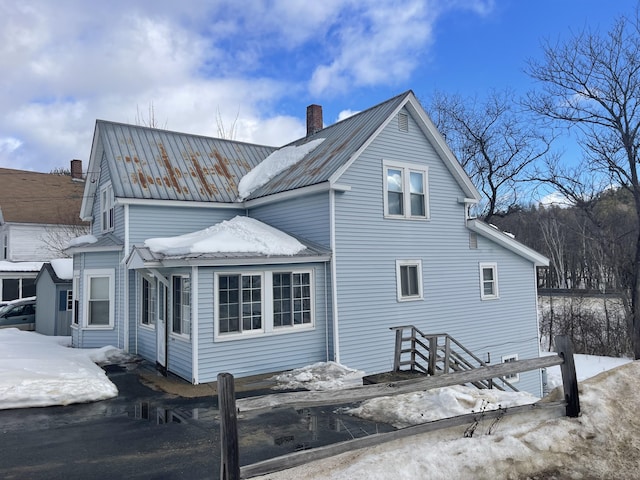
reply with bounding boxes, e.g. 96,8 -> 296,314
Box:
169,333 -> 190,342
139,323 -> 156,331
397,296 -> 423,302
83,325 -> 115,330
384,214 -> 430,221
215,324 -> 315,342
481,296 -> 500,301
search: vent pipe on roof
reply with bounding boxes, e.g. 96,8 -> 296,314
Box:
306,104 -> 323,136
70,159 -> 83,180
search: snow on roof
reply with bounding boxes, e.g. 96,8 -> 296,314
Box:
237,138 -> 325,201
144,216 -> 305,256
50,258 -> 73,280
68,234 -> 98,247
0,261 -> 44,272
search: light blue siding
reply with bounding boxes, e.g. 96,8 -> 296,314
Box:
248,192 -> 331,247
196,262 -> 330,383
73,251 -> 124,349
333,109 -> 542,395
128,205 -> 243,245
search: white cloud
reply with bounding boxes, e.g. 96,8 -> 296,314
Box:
336,109 -> 360,122
0,1 -> 496,172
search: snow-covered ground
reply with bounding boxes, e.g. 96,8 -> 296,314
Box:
1,330 -> 638,479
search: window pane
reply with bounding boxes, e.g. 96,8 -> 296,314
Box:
400,265 -> 419,297
89,300 -> 109,325
410,172 -> 424,194
2,279 -> 18,301
483,268 -> 494,281
22,278 -> 36,297
410,193 -> 425,217
90,277 -> 109,300
387,169 -> 403,192
388,191 -> 403,215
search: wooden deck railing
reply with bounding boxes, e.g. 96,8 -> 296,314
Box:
390,326 -> 518,391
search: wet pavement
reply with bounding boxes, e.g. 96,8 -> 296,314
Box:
0,361 -> 394,479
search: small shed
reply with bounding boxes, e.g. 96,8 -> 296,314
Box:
35,259 -> 73,336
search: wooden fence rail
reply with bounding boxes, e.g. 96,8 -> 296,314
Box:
220,335 -> 579,480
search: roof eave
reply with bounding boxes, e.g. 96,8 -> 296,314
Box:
467,219 -> 549,267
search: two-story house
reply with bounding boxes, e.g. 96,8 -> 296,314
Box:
67,91 -> 548,395
0,161 -> 86,302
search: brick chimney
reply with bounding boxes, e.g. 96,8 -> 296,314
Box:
306,104 -> 323,136
70,159 -> 83,180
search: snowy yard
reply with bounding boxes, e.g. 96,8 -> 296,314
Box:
1,329 -> 638,479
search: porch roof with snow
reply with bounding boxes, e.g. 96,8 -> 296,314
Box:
125,216 -> 331,269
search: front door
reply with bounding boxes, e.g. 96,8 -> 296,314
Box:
156,279 -> 168,373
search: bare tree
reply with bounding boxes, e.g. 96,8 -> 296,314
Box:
526,11 -> 640,358
39,210 -> 89,258
135,102 -> 167,129
216,106 -> 240,140
427,89 -> 552,222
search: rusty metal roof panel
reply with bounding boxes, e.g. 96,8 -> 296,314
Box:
97,121 -> 276,203
246,91 -> 411,199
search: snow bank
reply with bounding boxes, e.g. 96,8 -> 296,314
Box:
68,234 -> 98,247
50,257 -> 73,280
0,260 -> 43,272
0,329 -> 119,410
259,360 -> 640,479
145,216 -> 305,256
237,138 -> 324,201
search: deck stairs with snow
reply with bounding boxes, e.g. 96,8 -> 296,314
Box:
362,325 -> 518,392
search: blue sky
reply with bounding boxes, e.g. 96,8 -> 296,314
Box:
0,0 -> 637,175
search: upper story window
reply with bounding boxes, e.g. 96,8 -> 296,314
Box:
2,235 -> 7,259
479,262 -> 499,300
100,183 -> 114,232
383,161 -> 429,219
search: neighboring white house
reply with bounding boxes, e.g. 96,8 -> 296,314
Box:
0,160 -> 87,302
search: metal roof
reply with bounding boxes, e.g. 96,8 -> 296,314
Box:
126,237 -> 331,268
96,121 -> 276,203
246,91 -> 411,199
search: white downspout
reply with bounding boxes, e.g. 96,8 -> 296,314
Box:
191,266 -> 199,384
330,189 -> 340,364
124,203 -> 130,352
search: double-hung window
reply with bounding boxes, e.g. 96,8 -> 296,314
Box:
396,260 -> 423,302
479,263 -> 499,300
384,161 -> 429,219
172,275 -> 191,336
100,183 -> 114,232
84,269 -> 114,328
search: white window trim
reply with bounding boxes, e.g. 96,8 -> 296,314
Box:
100,182 -> 115,232
479,262 -> 499,300
214,269 -> 315,342
71,271 -> 79,328
395,260 -> 424,302
170,274 -> 191,340
383,160 -> 430,220
139,273 -> 156,330
83,268 -> 115,330
502,354 -> 519,382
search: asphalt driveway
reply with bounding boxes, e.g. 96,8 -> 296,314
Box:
0,360 -> 393,479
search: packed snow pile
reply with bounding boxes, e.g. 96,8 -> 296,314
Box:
0,329 -> 120,410
237,138 -> 325,201
343,385 -> 538,429
145,216 -> 305,256
271,361 -> 365,391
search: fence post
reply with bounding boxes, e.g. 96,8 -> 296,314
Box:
219,373 -> 240,480
428,336 -> 437,375
554,335 -> 580,417
393,329 -> 403,371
